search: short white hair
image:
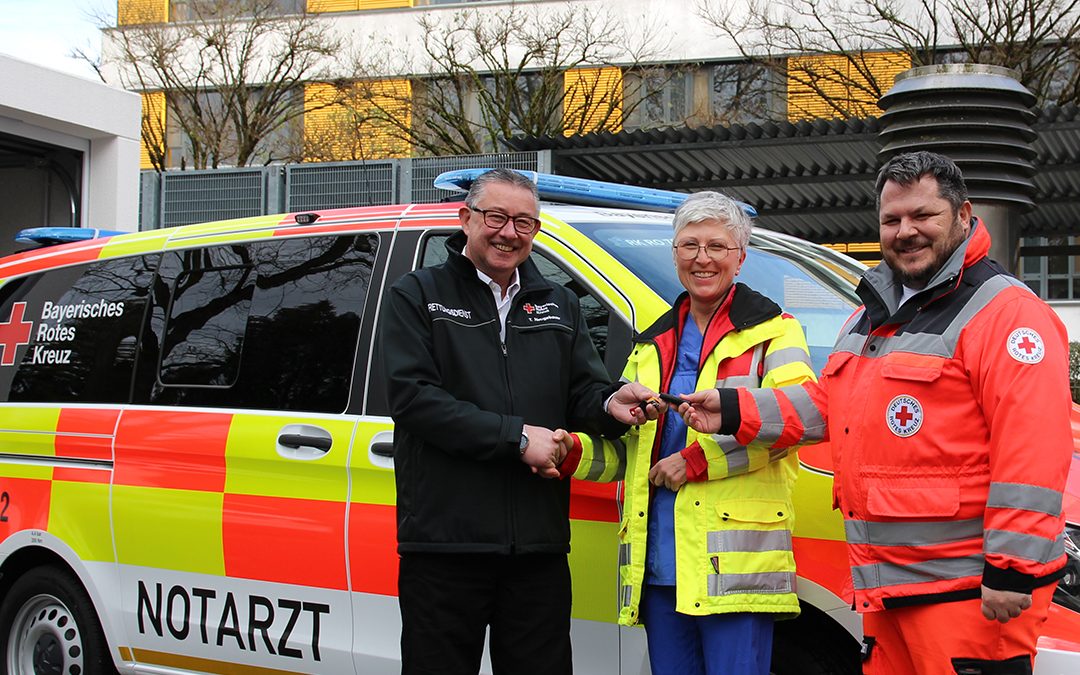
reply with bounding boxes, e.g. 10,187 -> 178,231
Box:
672,191 -> 752,248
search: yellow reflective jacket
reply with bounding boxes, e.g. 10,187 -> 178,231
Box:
563,284 -> 816,625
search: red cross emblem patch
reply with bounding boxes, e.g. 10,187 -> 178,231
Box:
886,395 -> 923,437
0,302 -> 33,367
1007,327 -> 1044,364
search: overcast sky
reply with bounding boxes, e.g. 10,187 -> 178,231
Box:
0,0 -> 113,80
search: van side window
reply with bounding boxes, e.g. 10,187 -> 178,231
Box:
143,234 -> 377,413
419,234 -> 613,365
0,255 -> 160,403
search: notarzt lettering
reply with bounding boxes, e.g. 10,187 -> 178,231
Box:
136,581 -> 330,662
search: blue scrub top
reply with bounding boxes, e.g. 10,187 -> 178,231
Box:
645,314 -> 701,586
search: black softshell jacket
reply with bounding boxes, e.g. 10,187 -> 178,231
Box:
379,231 -> 626,554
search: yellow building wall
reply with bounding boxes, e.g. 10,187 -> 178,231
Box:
787,51 -> 911,120
304,80 -> 412,160
140,92 -> 167,170
117,0 -> 169,25
563,67 -> 623,136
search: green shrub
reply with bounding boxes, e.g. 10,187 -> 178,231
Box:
1071,341 -> 1080,404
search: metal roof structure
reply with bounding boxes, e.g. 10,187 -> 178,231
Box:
505,106 -> 1080,243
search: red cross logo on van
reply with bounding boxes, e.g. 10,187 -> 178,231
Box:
0,302 -> 33,366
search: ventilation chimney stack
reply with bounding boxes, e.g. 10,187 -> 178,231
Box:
877,64 -> 1037,271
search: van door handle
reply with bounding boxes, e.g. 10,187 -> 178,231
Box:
278,433 -> 332,453
371,443 -> 394,458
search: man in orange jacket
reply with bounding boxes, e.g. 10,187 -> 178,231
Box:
677,151 -> 1072,674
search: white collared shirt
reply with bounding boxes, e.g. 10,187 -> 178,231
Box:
475,268 -> 521,342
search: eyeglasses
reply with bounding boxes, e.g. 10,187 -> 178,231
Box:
673,240 -> 742,261
469,207 -> 541,235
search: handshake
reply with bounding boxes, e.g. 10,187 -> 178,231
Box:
520,382 -> 724,481
519,424 -> 576,479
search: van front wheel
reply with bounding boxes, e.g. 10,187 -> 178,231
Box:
0,566 -> 116,675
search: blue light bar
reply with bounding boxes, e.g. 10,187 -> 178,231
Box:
433,168 -> 757,217
15,227 -> 127,246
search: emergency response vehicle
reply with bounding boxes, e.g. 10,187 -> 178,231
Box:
0,172 -> 1076,675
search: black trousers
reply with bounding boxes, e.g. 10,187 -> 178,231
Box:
399,551 -> 573,675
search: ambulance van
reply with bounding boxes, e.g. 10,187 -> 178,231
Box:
0,172 -> 1077,675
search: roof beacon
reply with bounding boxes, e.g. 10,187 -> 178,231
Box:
15,227 -> 127,247
433,168 -> 757,217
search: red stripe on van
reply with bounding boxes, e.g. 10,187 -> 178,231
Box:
569,481 -> 619,522
55,408 -> 119,462
347,502 -> 398,596
792,536 -> 850,598
0,477 -> 51,535
223,493 -> 348,590
113,410 -> 230,492
0,244 -> 106,279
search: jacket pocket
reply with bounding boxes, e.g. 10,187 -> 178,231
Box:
866,482 -> 960,518
707,500 -> 794,596
821,351 -> 854,378
880,353 -> 944,382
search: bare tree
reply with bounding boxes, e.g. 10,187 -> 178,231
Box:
98,0 -> 350,169
698,0 -> 1080,118
339,3 -> 670,157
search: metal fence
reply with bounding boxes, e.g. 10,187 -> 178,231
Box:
138,151 -> 551,230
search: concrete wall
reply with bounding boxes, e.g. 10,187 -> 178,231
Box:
0,54 -> 141,233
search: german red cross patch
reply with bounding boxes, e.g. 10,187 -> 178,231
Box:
1006,327 -> 1045,364
886,395 -> 923,437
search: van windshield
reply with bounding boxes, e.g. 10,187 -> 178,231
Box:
574,220 -> 860,375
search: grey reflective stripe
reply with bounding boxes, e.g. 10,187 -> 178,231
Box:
854,276 -> 1017,360
851,555 -> 983,590
580,435 -> 625,481
835,308 -> 867,347
618,542 -> 631,566
764,346 -> 812,372
768,447 -> 789,461
871,332 -> 950,359
833,331 -> 867,356
939,275 -> 1020,354
749,388 -> 783,429
707,529 -> 791,553
984,529 -> 1065,564
783,385 -> 826,442
987,482 -> 1063,517
749,343 -> 764,382
620,376 -> 632,384
620,585 -> 633,608
718,375 -> 758,388
845,518 -> 983,547
708,571 -> 795,595
712,436 -> 749,475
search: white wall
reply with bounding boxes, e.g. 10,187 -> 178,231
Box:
0,54 -> 141,232
1048,301 -> 1080,343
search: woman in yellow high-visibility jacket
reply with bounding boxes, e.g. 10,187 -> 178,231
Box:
558,191 -> 816,675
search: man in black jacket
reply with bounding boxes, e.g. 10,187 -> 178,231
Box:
378,168 -> 628,674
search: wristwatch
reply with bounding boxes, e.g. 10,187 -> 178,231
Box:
519,429 -> 529,455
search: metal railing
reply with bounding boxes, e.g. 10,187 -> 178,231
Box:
138,151 -> 551,230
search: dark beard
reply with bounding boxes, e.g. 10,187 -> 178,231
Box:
891,218 -> 967,289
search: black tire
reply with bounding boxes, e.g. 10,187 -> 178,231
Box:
770,620 -> 861,675
0,566 -> 117,675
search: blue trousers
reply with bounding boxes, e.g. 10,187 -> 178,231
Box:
640,584 -> 774,675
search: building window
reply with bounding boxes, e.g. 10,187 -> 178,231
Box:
712,62 -> 779,124
1021,236 -> 1080,299
625,68 -> 692,130
170,0 -> 304,20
